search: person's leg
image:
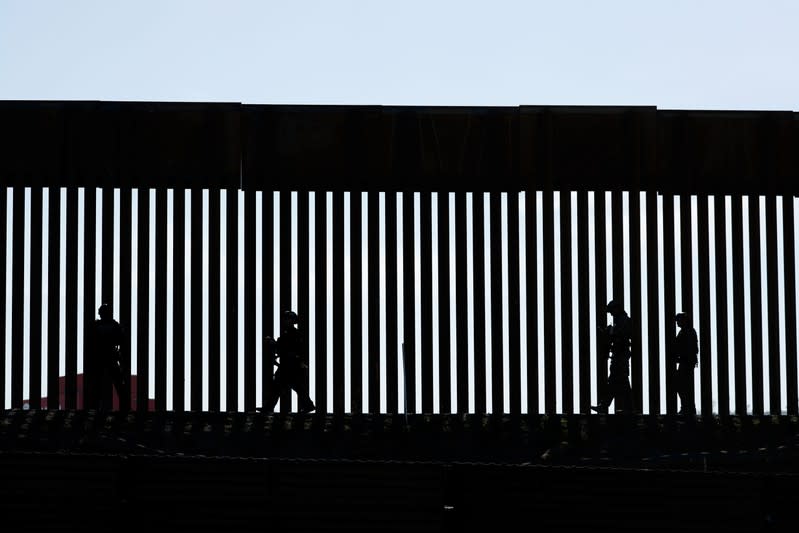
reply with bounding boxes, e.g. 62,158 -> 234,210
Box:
592,373 -> 614,413
607,375 -> 618,409
264,367 -> 284,412
96,368 -> 112,411
619,376 -> 632,413
83,369 -> 96,409
110,365 -> 129,411
597,358 -> 609,410
687,367 -> 696,413
666,360 -> 678,414
677,365 -> 696,414
606,370 -> 631,412
103,367 -> 116,410
293,369 -> 315,413
284,365 -> 314,413
608,372 -> 624,411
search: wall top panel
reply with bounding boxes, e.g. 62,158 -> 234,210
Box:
1,101 -> 797,193
0,101 -> 241,189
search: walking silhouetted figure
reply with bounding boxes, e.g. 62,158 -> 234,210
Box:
86,303 -> 129,411
591,300 -> 633,414
672,312 -> 698,415
264,311 -> 315,414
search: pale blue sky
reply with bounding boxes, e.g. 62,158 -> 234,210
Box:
1,1 -> 797,110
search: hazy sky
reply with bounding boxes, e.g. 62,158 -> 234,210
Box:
1,1 -> 797,110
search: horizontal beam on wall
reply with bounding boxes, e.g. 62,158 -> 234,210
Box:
0,102 -> 797,194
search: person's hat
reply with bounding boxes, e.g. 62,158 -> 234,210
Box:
606,300 -> 622,313
98,303 -> 112,318
675,311 -> 690,322
282,310 -> 299,324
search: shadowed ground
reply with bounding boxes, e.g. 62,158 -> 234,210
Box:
2,410 -> 799,531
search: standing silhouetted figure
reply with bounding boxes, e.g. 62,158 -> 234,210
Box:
264,311 -> 315,413
672,312 -> 698,415
87,303 -> 129,411
591,300 -> 633,414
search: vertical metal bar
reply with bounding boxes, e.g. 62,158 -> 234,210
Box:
437,192 -> 452,413
385,192 -> 398,414
279,191 -> 292,412
662,194 -> 677,414
368,191 -> 381,413
490,192 -> 504,413
351,192 -> 363,414
0,186 -> 4,409
714,195 -> 730,416
297,191 -> 310,412
594,192 -> 608,412
697,196 -> 713,415
136,188 -> 149,412
611,190 -> 624,304
455,192 -> 468,413
172,189 -> 185,412
612,190 -> 625,411
29,188 -> 43,410
420,192 -> 433,414
577,191 -> 591,414
243,190 -> 256,412
155,188 -> 167,411
120,189 -> 132,412
226,188 -> 238,411
679,195 -> 694,414
314,192 -> 327,413
262,191 -> 275,410
333,190 -> 345,414
765,195 -> 781,413
47,188 -> 61,410
559,191 -> 573,414
748,194 -> 764,415
507,192 -> 521,415
402,192 -> 416,413
629,191 -> 643,414
0,188 -> 5,408
65,188 -> 78,410
525,191 -> 539,414
731,196 -> 747,415
783,195 -> 798,415
208,189 -> 221,411
473,192 -> 487,414
190,188 -> 203,411
11,188 -> 24,408
82,187 -> 96,409
101,189 -> 114,305
542,190 -> 555,414
645,192 -> 661,414
101,187 -> 115,409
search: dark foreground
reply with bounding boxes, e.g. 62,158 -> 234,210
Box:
2,409 -> 798,531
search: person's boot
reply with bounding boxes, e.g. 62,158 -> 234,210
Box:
590,405 -> 608,414
299,399 -> 316,414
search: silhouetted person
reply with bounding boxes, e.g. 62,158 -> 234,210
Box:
672,312 -> 698,415
591,300 -> 633,414
87,303 -> 129,411
264,311 -> 315,413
